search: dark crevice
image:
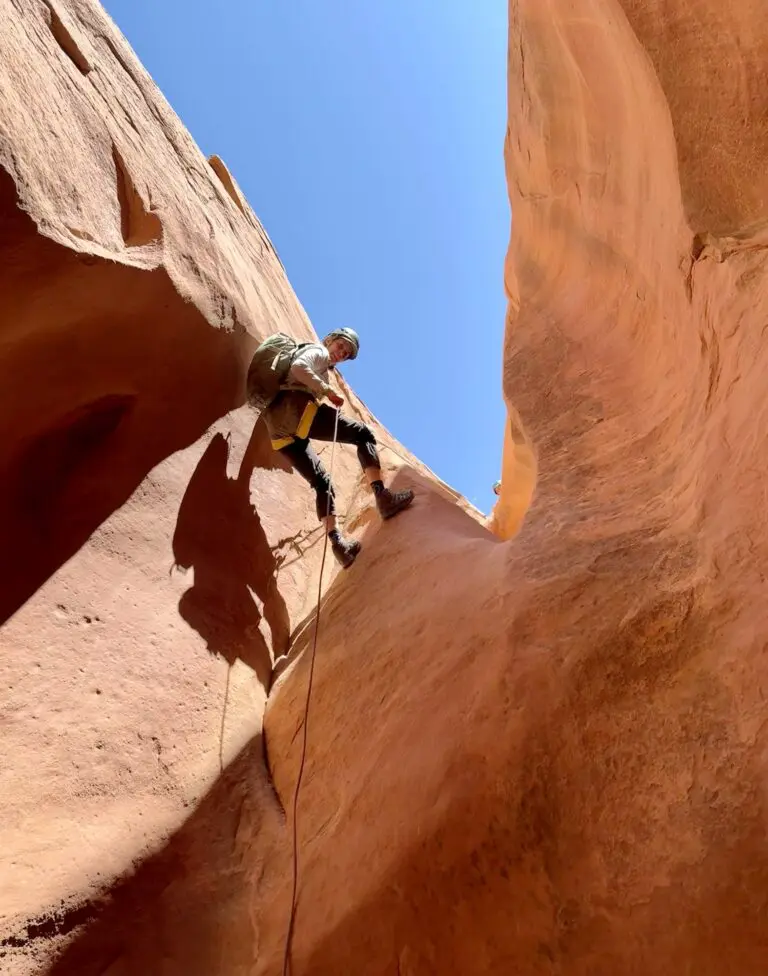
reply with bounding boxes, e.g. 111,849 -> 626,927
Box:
684,232 -> 709,302
44,2 -> 92,75
112,144 -> 162,248
1,901 -> 98,949
691,231 -> 708,261
261,729 -> 286,819
16,394 -> 136,519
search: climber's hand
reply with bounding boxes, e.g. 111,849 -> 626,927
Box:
328,391 -> 344,407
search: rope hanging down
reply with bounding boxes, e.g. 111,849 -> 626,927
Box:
282,407 -> 340,976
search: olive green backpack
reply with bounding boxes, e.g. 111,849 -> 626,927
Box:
246,333 -> 311,409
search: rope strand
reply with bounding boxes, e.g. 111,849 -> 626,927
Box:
281,407 -> 339,976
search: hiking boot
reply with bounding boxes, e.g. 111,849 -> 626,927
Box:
330,534 -> 361,569
375,486 -> 415,521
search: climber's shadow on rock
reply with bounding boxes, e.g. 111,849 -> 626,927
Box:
172,418 -> 291,688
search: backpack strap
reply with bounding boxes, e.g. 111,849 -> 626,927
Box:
277,341 -> 319,391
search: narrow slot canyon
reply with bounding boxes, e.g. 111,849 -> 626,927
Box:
2,2 -> 768,975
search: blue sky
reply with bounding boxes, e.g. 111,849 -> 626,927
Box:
102,1 -> 510,511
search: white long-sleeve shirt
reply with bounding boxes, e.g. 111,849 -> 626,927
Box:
286,343 -> 334,399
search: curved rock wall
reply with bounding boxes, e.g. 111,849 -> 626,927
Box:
3,1 -> 768,975
0,3 -> 459,972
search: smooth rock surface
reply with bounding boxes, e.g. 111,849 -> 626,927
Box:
4,0 -> 768,974
0,3 -> 464,972
264,0 -> 768,971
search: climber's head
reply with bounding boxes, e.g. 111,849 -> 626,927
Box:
323,327 -> 359,364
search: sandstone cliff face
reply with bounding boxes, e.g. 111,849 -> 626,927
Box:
3,1 -> 768,975
0,3 -> 464,972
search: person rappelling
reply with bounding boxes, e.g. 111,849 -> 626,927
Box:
246,328 -> 414,568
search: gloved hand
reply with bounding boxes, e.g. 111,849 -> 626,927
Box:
328,391 -> 344,407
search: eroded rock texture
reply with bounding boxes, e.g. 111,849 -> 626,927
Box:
3,0 -> 768,975
0,2 -> 462,973
267,0 -> 768,971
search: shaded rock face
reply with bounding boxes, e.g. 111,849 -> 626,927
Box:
2,3 -> 768,976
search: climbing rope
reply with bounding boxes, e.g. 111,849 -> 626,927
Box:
281,407 -> 339,976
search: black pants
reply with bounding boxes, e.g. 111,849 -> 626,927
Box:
280,405 -> 380,519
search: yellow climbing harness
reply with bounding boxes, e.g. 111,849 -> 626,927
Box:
270,400 -> 319,451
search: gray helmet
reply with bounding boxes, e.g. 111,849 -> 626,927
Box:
324,327 -> 360,360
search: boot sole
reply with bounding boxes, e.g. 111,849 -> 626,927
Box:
334,542 -> 362,569
381,495 -> 415,520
